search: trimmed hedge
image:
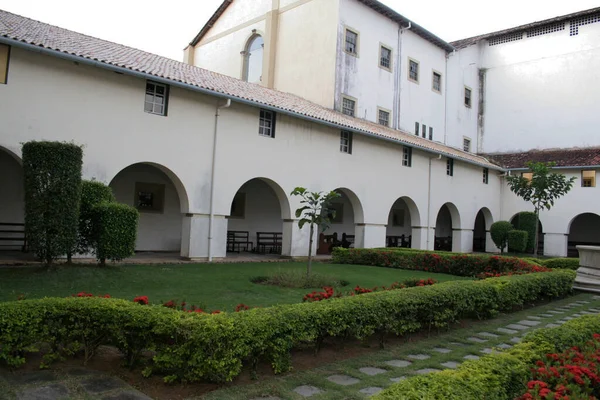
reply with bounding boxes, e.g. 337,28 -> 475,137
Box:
78,180 -> 115,255
508,230 -> 528,253
91,203 -> 139,265
373,313 -> 600,400
22,141 -> 83,264
539,258 -> 580,270
332,248 -> 548,277
491,221 -> 514,253
0,271 -> 575,383
516,211 -> 538,253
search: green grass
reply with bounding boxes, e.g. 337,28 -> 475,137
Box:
0,262 -> 467,311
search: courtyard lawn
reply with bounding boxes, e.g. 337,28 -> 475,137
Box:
0,262 -> 468,311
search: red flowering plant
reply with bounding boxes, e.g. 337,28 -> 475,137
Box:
302,278 -> 437,302
71,292 -> 111,298
517,333 -> 600,399
133,295 -> 149,305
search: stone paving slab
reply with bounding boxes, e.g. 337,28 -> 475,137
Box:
497,343 -> 512,349
497,327 -> 518,334
432,347 -> 452,354
510,337 -> 522,343
463,355 -> 480,360
407,354 -> 430,360
385,360 -> 412,368
563,316 -> 575,320
506,324 -> 529,330
81,377 -> 125,394
478,332 -> 499,338
441,361 -> 460,369
548,310 -> 564,314
360,387 -> 383,396
576,301 -> 590,304
580,311 -> 593,314
415,368 -> 440,374
327,375 -> 360,386
17,383 -> 69,400
467,337 -> 487,343
101,392 -> 153,400
249,397 -> 282,400
527,316 -> 542,320
293,385 -> 323,397
359,367 -> 387,376
588,308 -> 600,312
480,348 -> 493,354
4,371 -> 58,385
546,323 -> 560,328
518,320 -> 541,326
539,314 -> 554,318
390,376 -> 406,382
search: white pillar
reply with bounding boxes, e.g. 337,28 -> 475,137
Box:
411,226 -> 428,249
282,219 -> 316,257
454,229 -> 473,253
357,223 -> 386,248
180,214 -> 227,261
485,231 -> 498,253
544,233 -> 568,257
426,226 -> 436,250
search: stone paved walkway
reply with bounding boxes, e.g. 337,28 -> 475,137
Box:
3,294 -> 600,399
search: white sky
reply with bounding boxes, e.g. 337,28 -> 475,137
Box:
1,0 -> 598,61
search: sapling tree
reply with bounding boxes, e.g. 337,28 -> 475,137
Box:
506,161 -> 576,256
291,187 -> 340,277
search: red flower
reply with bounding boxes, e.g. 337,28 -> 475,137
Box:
133,295 -> 149,305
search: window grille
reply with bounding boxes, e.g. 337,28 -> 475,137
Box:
488,32 -> 523,46
570,13 -> 600,36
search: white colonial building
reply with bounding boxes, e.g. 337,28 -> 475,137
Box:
0,2 -> 598,260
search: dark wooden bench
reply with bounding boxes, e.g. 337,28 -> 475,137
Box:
0,222 -> 27,252
227,230 -> 253,253
256,232 -> 282,254
317,232 -> 338,255
434,236 -> 452,252
342,233 -> 354,248
386,234 -> 411,248
473,237 -> 486,252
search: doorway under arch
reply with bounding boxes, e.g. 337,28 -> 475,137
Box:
317,188 -> 365,254
568,213 -> 600,257
385,196 -> 421,248
434,203 -> 461,252
0,146 -> 25,252
473,208 -> 493,252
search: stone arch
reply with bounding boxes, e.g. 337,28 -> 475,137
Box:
242,32 -> 264,84
226,177 -> 291,256
385,196 -> 421,248
0,146 -> 25,251
567,213 -> 600,257
109,162 -> 189,252
473,207 -> 494,252
434,202 -> 462,252
319,187 -> 365,251
510,212 -> 544,255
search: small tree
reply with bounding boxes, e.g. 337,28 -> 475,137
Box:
291,187 -> 340,277
506,161 -> 576,256
77,180 -> 115,255
92,202 -> 139,266
490,221 -> 513,254
22,141 -> 82,265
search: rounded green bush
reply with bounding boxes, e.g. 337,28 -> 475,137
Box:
92,202 -> 139,265
508,230 -> 528,253
78,180 -> 115,255
490,221 -> 514,253
539,258 -> 580,270
516,212 -> 538,252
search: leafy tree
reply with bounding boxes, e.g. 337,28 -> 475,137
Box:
490,221 -> 513,254
78,180 -> 115,255
291,187 -> 340,277
506,161 -> 576,256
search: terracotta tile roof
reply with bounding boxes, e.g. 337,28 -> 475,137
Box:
484,148 -> 600,169
189,0 -> 454,52
0,9 -> 498,169
451,6 -> 600,49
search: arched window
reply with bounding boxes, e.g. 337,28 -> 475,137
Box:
243,34 -> 264,83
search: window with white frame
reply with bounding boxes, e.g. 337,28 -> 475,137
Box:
340,131 -> 353,154
429,126 -> 433,141
259,109 -> 276,138
463,137 -> 471,152
483,168 -> 489,184
144,81 -> 169,116
380,46 -> 391,69
403,147 -> 412,167
408,59 -> 419,82
414,121 -> 419,136
421,124 -> 426,138
432,71 -> 442,93
345,29 -> 358,55
464,86 -> 472,107
342,96 -> 356,117
447,158 -> 454,176
582,170 -> 596,187
378,109 -> 390,126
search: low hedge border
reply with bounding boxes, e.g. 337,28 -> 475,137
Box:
0,270 -> 575,383
333,248 -> 549,277
373,313 -> 600,400
538,257 -> 580,270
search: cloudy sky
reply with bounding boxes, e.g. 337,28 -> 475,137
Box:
1,0 -> 598,61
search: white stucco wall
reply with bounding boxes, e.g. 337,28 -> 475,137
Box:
477,22 -> 600,153
1,46 -> 505,259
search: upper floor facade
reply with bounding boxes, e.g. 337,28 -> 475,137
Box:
186,1 -> 600,155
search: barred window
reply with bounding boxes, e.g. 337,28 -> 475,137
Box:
421,124 -> 426,138
447,158 -> 454,176
408,59 -> 419,82
340,131 -> 353,154
483,168 -> 489,184
432,72 -> 442,93
380,46 -> 391,69
259,109 -> 276,138
429,126 -> 433,141
144,81 -> 169,116
403,147 -> 412,167
342,97 -> 356,117
345,29 -> 358,54
378,109 -> 390,126
463,137 -> 472,152
414,121 -> 419,136
582,170 -> 596,187
464,87 -> 472,108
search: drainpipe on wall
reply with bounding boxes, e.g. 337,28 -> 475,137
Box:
395,22 -> 411,130
443,50 -> 455,145
426,154 -> 442,250
208,98 -> 232,262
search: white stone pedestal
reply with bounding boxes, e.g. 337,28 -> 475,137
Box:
573,246 -> 600,293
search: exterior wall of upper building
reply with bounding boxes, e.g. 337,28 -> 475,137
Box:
475,20 -> 600,153
1,46 -> 503,257
190,0 -> 340,108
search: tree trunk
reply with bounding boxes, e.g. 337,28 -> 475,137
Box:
533,209 -> 540,257
307,223 -> 314,277
67,251 -> 72,264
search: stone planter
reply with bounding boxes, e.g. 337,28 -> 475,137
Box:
573,246 -> 600,293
